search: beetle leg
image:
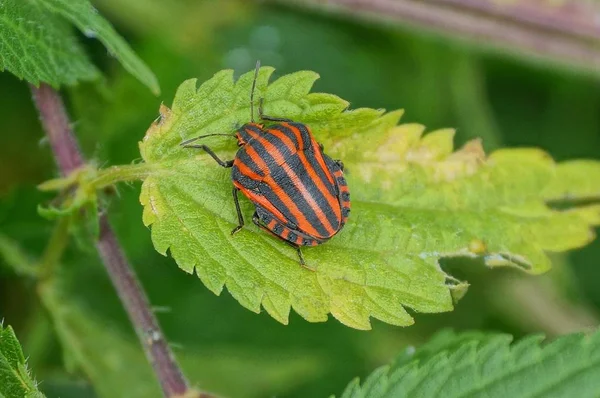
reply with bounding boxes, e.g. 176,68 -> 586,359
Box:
183,144 -> 234,168
294,246 -> 316,271
230,187 -> 244,235
251,212 -> 261,226
258,98 -> 293,123
295,247 -> 307,267
334,159 -> 345,172
251,212 -> 315,271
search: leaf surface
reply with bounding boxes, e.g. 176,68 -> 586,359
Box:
0,0 -> 158,92
0,0 -> 98,86
35,0 -> 159,93
337,329 -> 600,398
139,67 -> 600,329
0,323 -> 45,398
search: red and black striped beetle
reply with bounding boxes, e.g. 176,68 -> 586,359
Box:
181,62 -> 350,266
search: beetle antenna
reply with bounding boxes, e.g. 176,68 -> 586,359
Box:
250,60 -> 260,123
180,133 -> 235,146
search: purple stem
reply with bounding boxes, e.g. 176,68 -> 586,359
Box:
30,83 -> 204,397
276,0 -> 600,74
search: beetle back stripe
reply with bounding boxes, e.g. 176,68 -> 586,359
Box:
233,160 -> 263,180
231,161 -> 262,191
235,181 -> 290,226
284,122 -> 313,149
327,158 -> 351,224
275,124 -> 330,185
278,124 -> 337,191
248,135 -> 333,237
269,123 -> 302,150
252,133 -> 338,238
261,168 -> 330,237
235,144 -> 266,178
305,147 -> 337,194
268,124 -> 341,226
241,144 -> 304,229
242,124 -> 264,141
312,139 -> 336,186
283,155 -> 341,231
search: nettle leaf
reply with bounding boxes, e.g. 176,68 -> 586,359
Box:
0,0 -> 99,86
0,323 -> 46,398
139,67 -> 600,330
336,329 -> 600,398
0,0 -> 158,93
35,0 -> 160,94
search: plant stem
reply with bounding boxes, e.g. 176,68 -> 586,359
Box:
96,216 -> 192,396
38,217 -> 71,280
31,87 -> 84,175
30,84 -> 200,397
90,162 -> 156,188
274,0 -> 600,76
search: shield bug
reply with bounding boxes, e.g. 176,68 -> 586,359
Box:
181,62 -> 350,266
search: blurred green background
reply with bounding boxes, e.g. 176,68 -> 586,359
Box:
1,1 -> 599,397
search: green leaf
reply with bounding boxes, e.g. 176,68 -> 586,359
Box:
0,323 -> 46,398
0,0 -> 158,93
0,0 -> 99,87
0,234 -> 39,277
336,329 -> 600,398
138,67 -> 600,330
35,0 -> 160,94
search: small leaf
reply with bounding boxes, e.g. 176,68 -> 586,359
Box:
336,329 -> 600,398
35,0 -> 160,94
37,203 -> 76,219
0,0 -> 158,93
0,233 -> 39,277
37,164 -> 100,248
0,323 -> 46,398
138,67 -> 600,329
0,0 -> 99,86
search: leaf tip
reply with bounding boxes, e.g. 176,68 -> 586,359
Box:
142,103 -> 173,144
420,128 -> 456,157
149,78 -> 161,96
